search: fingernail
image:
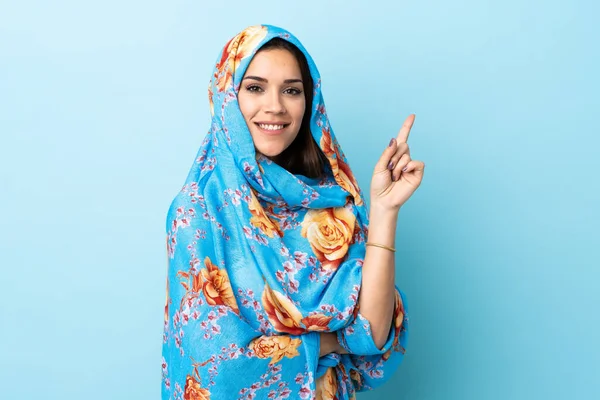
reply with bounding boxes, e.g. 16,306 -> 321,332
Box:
388,161 -> 394,170
388,138 -> 396,147
402,166 -> 407,172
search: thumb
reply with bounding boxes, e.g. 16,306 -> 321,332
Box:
373,138 -> 397,173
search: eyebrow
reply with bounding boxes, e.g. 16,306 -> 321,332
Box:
243,75 -> 303,84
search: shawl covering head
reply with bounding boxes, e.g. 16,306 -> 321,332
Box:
162,25 -> 408,400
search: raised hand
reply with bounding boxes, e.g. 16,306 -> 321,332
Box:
370,114 -> 425,211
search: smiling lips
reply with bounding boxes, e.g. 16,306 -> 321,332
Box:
255,122 -> 290,135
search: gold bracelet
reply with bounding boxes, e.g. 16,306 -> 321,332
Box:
365,242 -> 396,252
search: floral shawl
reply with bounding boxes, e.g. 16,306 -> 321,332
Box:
162,25 -> 409,400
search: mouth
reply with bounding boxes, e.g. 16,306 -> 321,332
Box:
254,122 -> 290,135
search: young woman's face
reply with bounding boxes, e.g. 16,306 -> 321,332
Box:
238,48 -> 306,158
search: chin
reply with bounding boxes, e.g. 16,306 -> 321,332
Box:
257,149 -> 284,158
255,144 -> 290,158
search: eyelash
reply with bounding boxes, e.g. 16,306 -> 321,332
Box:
245,85 -> 302,96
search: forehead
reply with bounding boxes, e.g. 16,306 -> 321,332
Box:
244,48 -> 302,78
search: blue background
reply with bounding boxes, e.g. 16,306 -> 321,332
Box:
1,1 -> 598,399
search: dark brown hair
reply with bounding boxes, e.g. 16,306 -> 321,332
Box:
255,38 -> 329,178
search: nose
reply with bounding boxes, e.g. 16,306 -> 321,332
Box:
264,91 -> 286,114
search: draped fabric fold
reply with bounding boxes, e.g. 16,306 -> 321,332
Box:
162,25 -> 408,400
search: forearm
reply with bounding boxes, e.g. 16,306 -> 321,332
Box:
358,204 -> 398,349
319,332 -> 348,357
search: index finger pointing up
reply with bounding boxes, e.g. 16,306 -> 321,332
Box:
396,114 -> 416,144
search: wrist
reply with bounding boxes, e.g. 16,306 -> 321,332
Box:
369,202 -> 400,219
367,204 -> 398,247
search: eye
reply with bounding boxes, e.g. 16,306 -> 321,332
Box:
245,84 -> 263,93
284,87 -> 303,96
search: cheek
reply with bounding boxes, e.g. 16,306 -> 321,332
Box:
292,101 -> 306,125
237,94 -> 254,121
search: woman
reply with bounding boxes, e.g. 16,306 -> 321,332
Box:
162,25 -> 424,399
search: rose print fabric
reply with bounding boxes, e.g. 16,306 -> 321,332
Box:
162,25 -> 409,400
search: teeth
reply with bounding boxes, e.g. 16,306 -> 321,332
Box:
258,124 -> 285,130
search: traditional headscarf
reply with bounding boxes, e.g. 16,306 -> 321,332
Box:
162,25 -> 408,400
